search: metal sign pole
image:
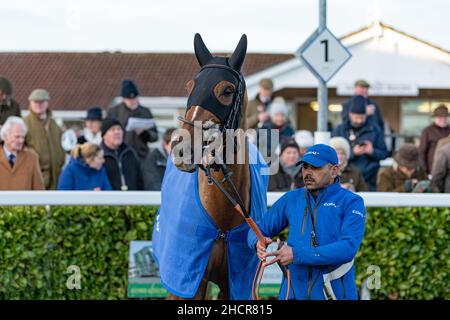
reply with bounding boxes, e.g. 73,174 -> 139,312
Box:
316,0 -> 329,143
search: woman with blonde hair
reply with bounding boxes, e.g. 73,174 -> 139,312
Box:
57,143 -> 111,190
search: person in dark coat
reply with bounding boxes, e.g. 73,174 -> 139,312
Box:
58,143 -> 111,191
78,107 -> 103,145
143,127 -> 176,190
341,79 -> 384,130
0,76 -> 21,127
100,118 -> 143,191
418,104 -> 450,175
432,142 -> 450,193
268,138 -> 303,192
332,95 -> 388,191
107,80 -> 158,162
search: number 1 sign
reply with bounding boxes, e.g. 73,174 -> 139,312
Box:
296,27 -> 351,83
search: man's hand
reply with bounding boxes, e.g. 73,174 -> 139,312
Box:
256,237 -> 272,261
258,112 -> 270,123
366,104 -> 376,116
362,140 -> 373,155
264,244 -> 293,266
353,144 -> 365,156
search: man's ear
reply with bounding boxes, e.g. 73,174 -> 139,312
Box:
331,164 -> 340,179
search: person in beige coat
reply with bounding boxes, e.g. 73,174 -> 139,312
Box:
23,89 -> 65,190
0,116 -> 44,190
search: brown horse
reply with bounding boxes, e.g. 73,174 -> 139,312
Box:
170,33 -> 250,299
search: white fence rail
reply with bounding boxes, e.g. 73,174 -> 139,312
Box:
0,191 -> 449,207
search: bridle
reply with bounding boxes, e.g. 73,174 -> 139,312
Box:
177,63 -> 292,300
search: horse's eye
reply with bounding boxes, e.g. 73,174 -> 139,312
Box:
223,87 -> 235,96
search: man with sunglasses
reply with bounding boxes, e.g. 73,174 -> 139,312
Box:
248,144 -> 366,300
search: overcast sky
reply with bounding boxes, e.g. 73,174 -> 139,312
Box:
1,0 -> 449,53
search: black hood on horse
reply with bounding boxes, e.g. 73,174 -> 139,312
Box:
186,33 -> 247,130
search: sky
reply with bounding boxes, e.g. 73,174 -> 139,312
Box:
0,0 -> 449,53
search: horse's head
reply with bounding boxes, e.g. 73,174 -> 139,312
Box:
172,33 -> 248,172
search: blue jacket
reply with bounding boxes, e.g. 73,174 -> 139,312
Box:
57,157 -> 112,191
332,120 -> 388,189
248,181 -> 366,300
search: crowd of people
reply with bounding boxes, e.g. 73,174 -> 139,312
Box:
1,74 -> 450,194
0,77 -> 174,191
249,78 -> 450,193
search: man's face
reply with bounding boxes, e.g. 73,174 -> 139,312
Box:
29,100 -> 49,115
85,120 -> 102,134
0,90 -> 6,101
434,116 -> 449,128
349,112 -> 367,128
398,165 -> 416,178
123,97 -> 139,109
4,124 -> 26,153
302,162 -> 339,192
103,125 -> 123,149
354,86 -> 369,97
259,87 -> 272,101
280,147 -> 300,167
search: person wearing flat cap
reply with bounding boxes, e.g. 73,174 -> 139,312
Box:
377,143 -> 436,193
23,89 -> 65,190
107,80 -> 158,163
78,107 -> 103,145
248,144 -> 366,300
341,79 -> 385,131
332,95 -> 388,191
418,104 -> 450,175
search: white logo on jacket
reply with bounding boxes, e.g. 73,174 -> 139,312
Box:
352,210 -> 365,218
323,202 -> 339,208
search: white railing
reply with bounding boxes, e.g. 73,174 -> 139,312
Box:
0,191 -> 449,207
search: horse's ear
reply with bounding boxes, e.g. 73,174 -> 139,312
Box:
194,33 -> 212,67
228,34 -> 247,71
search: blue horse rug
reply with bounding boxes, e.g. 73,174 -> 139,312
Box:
152,142 -> 268,299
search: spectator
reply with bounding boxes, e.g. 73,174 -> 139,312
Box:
78,107 -> 103,145
107,80 -> 158,162
377,143 -> 435,193
330,136 -> 368,192
433,134 -> 450,161
0,116 -> 44,190
23,89 -> 65,190
57,143 -> 111,191
431,142 -> 450,193
100,118 -> 143,191
268,138 -> 303,192
258,97 -> 294,158
294,130 -> 314,158
247,78 -> 274,129
342,79 -> 384,130
332,95 -> 388,191
0,76 -> 21,127
419,104 -> 450,175
143,127 -> 176,190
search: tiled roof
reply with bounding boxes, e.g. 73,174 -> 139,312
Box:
0,52 -> 293,110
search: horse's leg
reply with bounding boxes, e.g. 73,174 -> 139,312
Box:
208,239 -> 230,300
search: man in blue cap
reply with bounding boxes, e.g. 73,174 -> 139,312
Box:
248,144 -> 366,300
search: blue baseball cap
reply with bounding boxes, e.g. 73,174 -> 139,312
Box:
296,144 -> 339,167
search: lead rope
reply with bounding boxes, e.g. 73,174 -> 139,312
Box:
200,165 -> 291,300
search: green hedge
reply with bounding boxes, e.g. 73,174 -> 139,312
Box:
0,206 -> 448,299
